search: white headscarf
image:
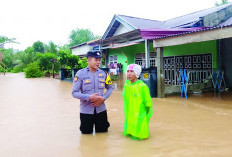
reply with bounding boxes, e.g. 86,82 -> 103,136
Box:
127,64 -> 142,78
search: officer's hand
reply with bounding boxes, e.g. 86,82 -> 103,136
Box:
91,96 -> 105,107
89,93 -> 99,102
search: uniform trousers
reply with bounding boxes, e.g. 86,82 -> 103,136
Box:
80,108 -> 110,134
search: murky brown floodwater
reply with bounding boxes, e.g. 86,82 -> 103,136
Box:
1,73 -> 232,157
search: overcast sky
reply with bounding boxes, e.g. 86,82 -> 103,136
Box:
1,0 -> 228,50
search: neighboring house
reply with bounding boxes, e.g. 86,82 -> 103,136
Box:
71,3 -> 232,97
70,38 -> 101,58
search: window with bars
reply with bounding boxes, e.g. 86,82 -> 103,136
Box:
135,52 -> 156,68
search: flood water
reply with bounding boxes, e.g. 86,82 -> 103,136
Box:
1,73 -> 232,157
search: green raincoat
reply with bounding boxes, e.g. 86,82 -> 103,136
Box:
122,80 -> 153,140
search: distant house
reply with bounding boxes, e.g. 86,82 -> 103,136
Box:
70,38 -> 101,58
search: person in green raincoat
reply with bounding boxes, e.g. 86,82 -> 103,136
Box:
122,64 -> 153,140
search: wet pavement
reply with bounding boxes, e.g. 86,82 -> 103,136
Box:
1,73 -> 232,157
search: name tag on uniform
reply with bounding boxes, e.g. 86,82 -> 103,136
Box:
85,80 -> 90,83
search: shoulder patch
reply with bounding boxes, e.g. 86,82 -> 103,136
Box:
105,73 -> 112,85
74,77 -> 78,82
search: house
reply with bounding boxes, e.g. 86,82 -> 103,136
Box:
70,38 -> 101,58
71,3 -> 232,97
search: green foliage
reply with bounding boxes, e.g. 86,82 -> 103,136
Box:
215,0 -> 228,6
24,62 -> 43,78
12,48 -> 36,73
78,57 -> 88,69
1,30 -> 100,76
15,48 -> 36,65
0,36 -> 18,47
0,66 -> 4,72
1,49 -> 14,69
101,58 -> 105,65
36,52 -> 57,72
57,49 -> 71,68
11,64 -> 25,73
33,41 -> 45,53
57,48 -> 79,69
44,41 -> 58,54
69,28 -> 99,47
67,55 -> 80,69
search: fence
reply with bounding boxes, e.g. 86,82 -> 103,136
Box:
164,53 -> 212,85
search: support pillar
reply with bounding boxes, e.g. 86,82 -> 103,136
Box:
145,39 -> 150,68
157,47 -> 165,98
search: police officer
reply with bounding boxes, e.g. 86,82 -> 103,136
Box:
72,50 -> 114,134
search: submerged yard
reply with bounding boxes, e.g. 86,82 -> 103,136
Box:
0,73 -> 232,157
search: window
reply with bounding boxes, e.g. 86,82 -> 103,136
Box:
135,52 -> 156,68
109,55 -> 117,64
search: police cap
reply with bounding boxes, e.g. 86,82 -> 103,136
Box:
86,50 -> 102,58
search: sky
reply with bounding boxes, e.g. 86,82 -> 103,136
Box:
0,0 -> 228,51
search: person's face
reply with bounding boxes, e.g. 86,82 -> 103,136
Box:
127,70 -> 137,83
87,57 -> 101,70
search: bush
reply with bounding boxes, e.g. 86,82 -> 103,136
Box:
78,57 -> 88,69
11,64 -> 25,73
24,62 -> 43,78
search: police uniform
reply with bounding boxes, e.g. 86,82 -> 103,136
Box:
72,51 -> 114,134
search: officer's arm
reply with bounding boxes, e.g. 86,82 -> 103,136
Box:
103,73 -> 114,100
72,72 -> 90,101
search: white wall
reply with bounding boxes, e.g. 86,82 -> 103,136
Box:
72,45 -> 92,56
113,24 -> 131,36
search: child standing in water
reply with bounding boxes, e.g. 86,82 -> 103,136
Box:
122,64 -> 153,140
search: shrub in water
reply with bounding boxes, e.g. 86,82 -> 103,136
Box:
24,62 -> 43,78
11,64 -> 25,73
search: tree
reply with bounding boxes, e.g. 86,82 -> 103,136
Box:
57,48 -> 80,69
0,49 -> 14,70
14,47 -> 36,65
68,28 -> 99,47
10,47 -> 37,73
57,49 -> 71,68
0,36 -> 17,47
215,0 -> 228,6
33,41 -> 45,53
44,41 -> 58,54
24,46 -> 36,64
36,52 -> 57,72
